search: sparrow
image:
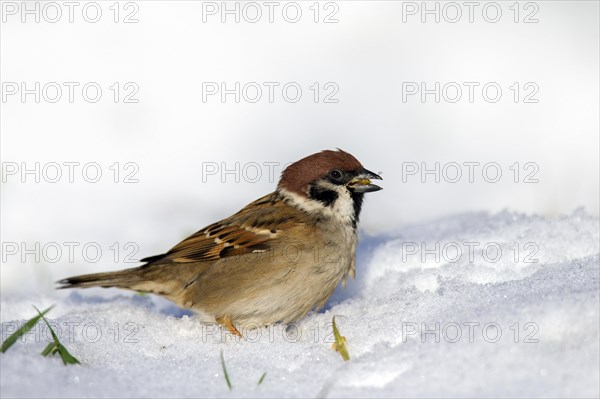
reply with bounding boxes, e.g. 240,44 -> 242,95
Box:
58,149 -> 382,336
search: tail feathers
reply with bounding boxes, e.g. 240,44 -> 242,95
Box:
57,264 -> 202,303
56,267 -> 148,290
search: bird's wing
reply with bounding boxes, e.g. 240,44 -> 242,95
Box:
140,192 -> 302,264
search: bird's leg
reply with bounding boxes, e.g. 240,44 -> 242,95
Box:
216,315 -> 242,337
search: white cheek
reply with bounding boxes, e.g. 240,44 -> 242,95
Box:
278,186 -> 356,226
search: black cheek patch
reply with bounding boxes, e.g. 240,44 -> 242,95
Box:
309,186 -> 339,207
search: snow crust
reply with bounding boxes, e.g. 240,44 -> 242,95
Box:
1,210 -> 598,398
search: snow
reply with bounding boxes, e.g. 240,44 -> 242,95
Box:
1,210 -> 599,398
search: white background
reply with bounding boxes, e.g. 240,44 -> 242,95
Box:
1,0 -> 599,293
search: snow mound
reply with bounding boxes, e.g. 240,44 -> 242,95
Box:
1,211 -> 598,398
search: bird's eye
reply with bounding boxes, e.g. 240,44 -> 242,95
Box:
330,170 -> 343,180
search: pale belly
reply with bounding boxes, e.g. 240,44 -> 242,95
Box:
186,244 -> 354,327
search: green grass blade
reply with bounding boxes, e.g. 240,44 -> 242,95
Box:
34,306 -> 80,365
332,316 -> 350,361
258,372 -> 267,385
57,343 -> 80,365
41,342 -> 56,357
220,349 -> 233,390
1,306 -> 54,353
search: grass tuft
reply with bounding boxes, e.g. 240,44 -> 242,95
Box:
34,306 -> 80,365
220,349 -> 232,390
1,306 -> 54,353
332,316 -> 350,361
0,305 -> 79,365
258,372 -> 267,385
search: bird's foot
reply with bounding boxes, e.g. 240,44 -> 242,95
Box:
216,315 -> 242,337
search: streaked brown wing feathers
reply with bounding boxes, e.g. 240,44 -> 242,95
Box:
141,192 -> 300,264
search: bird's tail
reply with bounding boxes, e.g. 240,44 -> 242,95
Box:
56,266 -> 151,290
56,263 -> 204,306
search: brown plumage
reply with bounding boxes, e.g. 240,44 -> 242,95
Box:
58,149 -> 382,335
278,149 -> 362,195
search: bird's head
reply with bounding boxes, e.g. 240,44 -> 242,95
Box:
277,149 -> 382,226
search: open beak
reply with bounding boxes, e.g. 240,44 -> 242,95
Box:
347,168 -> 383,193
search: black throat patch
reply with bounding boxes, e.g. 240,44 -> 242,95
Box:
350,192 -> 365,222
351,192 -> 365,225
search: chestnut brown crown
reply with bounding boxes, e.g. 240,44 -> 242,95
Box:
277,149 -> 379,196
